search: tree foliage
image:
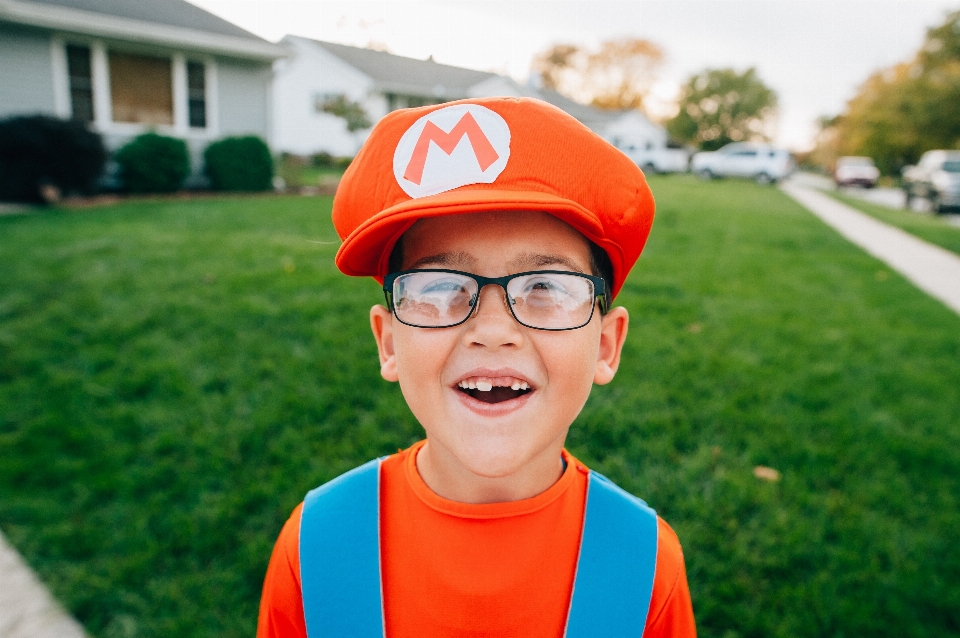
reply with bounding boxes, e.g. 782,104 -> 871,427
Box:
821,10 -> 960,174
666,68 -> 778,151
319,95 -> 372,132
532,38 -> 664,110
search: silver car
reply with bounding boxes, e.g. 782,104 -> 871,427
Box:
691,143 -> 794,185
902,150 -> 960,213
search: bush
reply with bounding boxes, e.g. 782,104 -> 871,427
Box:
311,151 -> 333,168
0,114 -> 107,203
115,133 -> 190,194
204,136 -> 273,192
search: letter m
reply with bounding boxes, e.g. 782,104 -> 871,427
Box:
403,112 -> 500,185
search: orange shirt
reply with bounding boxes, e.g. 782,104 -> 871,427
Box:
258,442 -> 696,637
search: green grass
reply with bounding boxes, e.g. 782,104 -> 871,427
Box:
1,177 -> 959,637
830,191 -> 960,255
275,159 -> 345,189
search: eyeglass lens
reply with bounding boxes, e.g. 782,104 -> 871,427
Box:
392,271 -> 596,329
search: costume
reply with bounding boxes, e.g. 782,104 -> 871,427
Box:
257,442 -> 696,638
258,97 -> 696,635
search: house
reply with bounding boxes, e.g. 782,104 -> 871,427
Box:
272,37 -> 673,162
0,0 -> 287,175
272,35 -> 532,157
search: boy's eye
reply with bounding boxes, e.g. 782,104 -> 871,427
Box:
420,279 -> 469,295
519,276 -> 571,297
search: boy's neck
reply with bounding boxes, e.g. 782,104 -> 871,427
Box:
415,439 -> 567,504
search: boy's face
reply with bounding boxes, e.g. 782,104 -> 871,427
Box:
370,211 -> 629,486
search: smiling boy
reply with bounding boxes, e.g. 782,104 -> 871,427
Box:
257,98 -> 696,637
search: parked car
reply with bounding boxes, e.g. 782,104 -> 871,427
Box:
691,143 -> 794,184
618,143 -> 689,174
902,150 -> 960,213
834,156 -> 880,188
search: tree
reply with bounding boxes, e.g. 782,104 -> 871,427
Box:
319,95 -> 371,132
532,38 -> 664,110
666,68 -> 777,151
817,10 -> 960,174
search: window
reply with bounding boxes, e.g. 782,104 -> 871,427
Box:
109,52 -> 173,125
66,44 -> 94,122
187,61 -> 206,128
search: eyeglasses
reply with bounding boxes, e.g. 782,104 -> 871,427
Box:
383,269 -> 609,331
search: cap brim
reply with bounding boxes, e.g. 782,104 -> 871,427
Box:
335,188 -> 628,296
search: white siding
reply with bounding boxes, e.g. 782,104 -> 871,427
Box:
0,24 -> 56,118
604,112 -> 668,150
272,36 -> 373,156
216,56 -> 272,139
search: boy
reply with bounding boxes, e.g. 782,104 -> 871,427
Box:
257,97 -> 696,637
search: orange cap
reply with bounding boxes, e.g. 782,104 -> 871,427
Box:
332,97 -> 655,299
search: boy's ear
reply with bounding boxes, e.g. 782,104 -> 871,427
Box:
594,306 -> 629,385
370,305 -> 399,382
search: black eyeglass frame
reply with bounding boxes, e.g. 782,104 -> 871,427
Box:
382,268 -> 610,331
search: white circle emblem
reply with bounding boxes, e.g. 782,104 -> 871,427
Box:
393,104 -> 511,199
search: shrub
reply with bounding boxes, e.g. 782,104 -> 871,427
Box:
311,151 -> 334,168
204,136 -> 273,192
115,133 -> 190,194
0,114 -> 107,203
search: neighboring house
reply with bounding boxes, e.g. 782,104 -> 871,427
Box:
272,37 -> 675,163
0,0 -> 287,178
273,35 -> 532,157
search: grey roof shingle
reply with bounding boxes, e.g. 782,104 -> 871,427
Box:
312,39 -> 496,98
534,88 -> 618,128
21,0 -> 266,41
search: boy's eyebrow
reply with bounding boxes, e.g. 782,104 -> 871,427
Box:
508,253 -> 586,273
407,251 -> 476,269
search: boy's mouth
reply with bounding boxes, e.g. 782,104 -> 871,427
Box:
456,376 -> 532,404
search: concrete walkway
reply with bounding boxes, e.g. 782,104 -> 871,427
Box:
0,530 -> 87,638
782,180 -> 960,316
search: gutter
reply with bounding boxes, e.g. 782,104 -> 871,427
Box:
0,0 -> 288,60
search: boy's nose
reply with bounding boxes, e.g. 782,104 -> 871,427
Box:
462,285 -> 524,347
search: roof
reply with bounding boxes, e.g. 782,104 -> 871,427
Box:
311,39 -> 496,98
532,88 -> 619,129
0,0 -> 287,59
18,0 -> 264,40
305,38 -> 664,139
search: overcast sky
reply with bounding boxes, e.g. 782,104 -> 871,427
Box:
189,0 -> 959,150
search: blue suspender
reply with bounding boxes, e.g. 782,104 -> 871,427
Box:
565,472 -> 659,637
300,459 -> 384,638
299,462 -> 658,638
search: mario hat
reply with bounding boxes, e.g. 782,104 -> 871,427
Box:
332,96 -> 655,299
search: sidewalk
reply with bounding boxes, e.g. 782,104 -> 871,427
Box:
0,530 -> 87,638
781,180 -> 960,316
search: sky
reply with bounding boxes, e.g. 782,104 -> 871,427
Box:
188,0 -> 960,151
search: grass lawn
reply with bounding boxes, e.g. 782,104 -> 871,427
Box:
829,190 -> 960,256
275,158 -> 346,189
2,177 -> 959,637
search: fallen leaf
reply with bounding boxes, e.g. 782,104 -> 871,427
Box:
754,466 -> 781,482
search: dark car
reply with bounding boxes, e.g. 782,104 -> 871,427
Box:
902,150 -> 960,213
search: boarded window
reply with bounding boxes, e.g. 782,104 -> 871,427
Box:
187,61 -> 206,128
66,44 -> 94,122
109,52 -> 173,125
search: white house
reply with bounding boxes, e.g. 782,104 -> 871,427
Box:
272,38 -> 673,162
0,0 -> 287,174
272,35 -> 537,157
